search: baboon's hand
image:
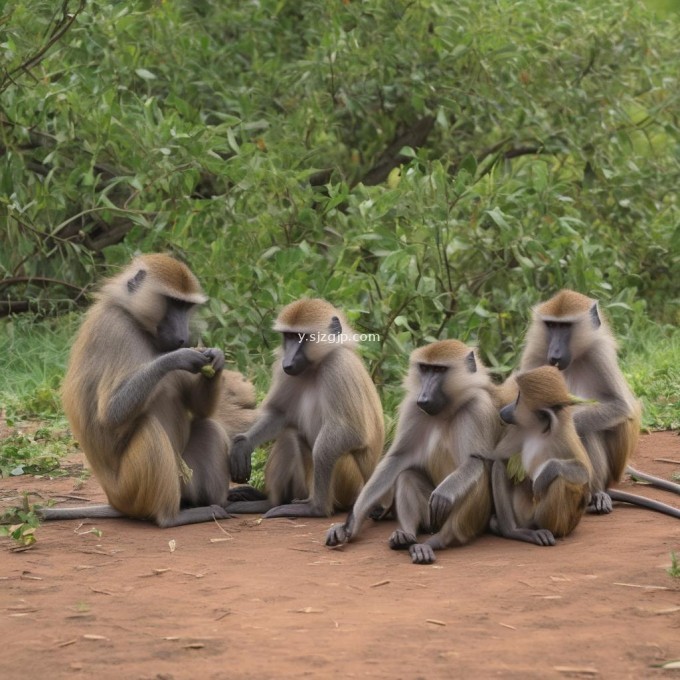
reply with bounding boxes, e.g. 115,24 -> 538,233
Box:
200,347 -> 225,373
230,434 -> 253,484
410,543 -> 436,565
588,490 -> 613,514
528,528 -> 556,546
388,529 -> 417,550
428,489 -> 454,532
326,522 -> 351,547
167,348 -> 212,374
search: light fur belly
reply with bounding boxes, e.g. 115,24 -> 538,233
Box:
296,389 -> 321,443
522,435 -> 547,480
426,426 -> 456,483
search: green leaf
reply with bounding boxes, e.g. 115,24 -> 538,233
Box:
135,68 -> 157,80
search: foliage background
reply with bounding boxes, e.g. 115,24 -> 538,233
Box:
1,0 -> 678,430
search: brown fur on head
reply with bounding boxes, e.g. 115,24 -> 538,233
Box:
511,366 -> 583,434
410,339 -> 471,365
521,289 -> 617,370
536,289 -> 594,321
142,254 -> 206,299
515,366 -> 574,412
406,339 -> 493,408
274,298 -> 357,363
274,298 -> 354,336
100,254 -> 207,334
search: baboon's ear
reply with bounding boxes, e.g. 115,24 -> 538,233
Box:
329,316 -> 342,335
589,303 -> 601,329
465,351 -> 477,373
499,402 -> 516,425
536,407 -> 560,434
127,269 -> 147,293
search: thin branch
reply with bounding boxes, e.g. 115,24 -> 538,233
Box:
0,298 -> 83,318
0,0 -> 87,94
476,137 -> 513,165
450,139 -> 547,177
11,215 -> 73,245
51,205 -> 155,239
0,276 -> 86,294
85,223 -> 134,252
0,301 -> 30,315
503,146 -> 544,159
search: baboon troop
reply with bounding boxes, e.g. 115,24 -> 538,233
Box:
40,263 -> 678,560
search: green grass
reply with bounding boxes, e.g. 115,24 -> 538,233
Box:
0,315 -> 77,482
621,324 -> 680,431
0,314 -> 78,421
668,552 -> 680,579
644,0 -> 680,15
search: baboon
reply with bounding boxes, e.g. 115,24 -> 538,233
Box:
520,289 -> 641,513
519,289 -> 679,517
490,366 -> 593,546
41,254 -> 256,527
228,298 -> 384,518
327,340 -> 500,564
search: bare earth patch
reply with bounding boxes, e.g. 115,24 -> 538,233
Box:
1,431 -> 679,679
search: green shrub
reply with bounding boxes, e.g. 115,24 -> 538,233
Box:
1,0 -> 678,417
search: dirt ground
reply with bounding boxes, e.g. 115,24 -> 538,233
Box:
1,431 -> 679,680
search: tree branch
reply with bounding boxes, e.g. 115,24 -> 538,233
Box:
0,301 -> 31,316
0,0 -> 87,94
0,276 -> 87,295
358,115 -> 435,187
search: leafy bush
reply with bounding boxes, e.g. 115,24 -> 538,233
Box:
0,426 -> 75,478
1,0 -> 678,414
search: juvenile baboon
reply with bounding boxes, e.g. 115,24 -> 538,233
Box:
490,366 -> 593,546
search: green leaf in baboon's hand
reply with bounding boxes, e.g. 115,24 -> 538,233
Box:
200,365 -> 216,379
506,453 -> 526,485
